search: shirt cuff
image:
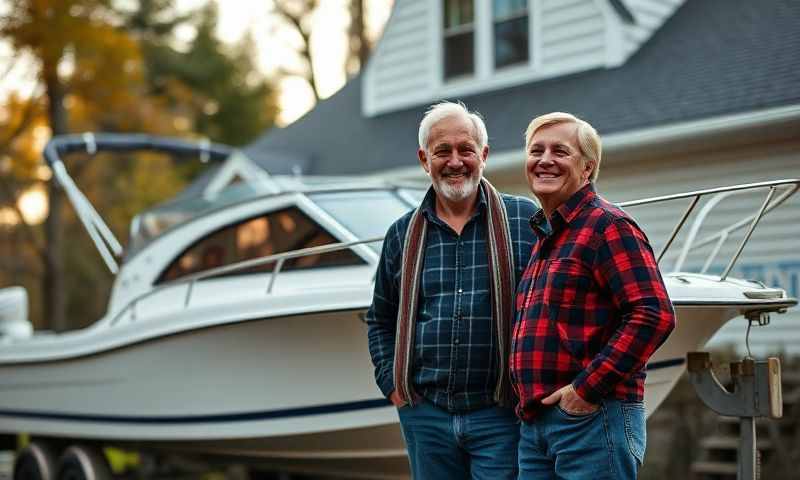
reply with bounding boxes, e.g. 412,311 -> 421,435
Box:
377,372 -> 395,399
572,373 -> 605,405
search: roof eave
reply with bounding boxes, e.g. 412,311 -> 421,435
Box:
489,103 -> 800,176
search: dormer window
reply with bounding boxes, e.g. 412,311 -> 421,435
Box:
442,0 -> 530,82
366,0 -> 649,116
443,0 -> 475,79
494,0 -> 529,68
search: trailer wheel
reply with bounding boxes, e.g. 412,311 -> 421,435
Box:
55,446 -> 111,480
13,442 -> 57,480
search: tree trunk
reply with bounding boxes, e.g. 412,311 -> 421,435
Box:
346,0 -> 369,76
43,67 -> 68,332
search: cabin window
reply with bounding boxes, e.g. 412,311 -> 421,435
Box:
493,0 -> 529,69
158,206 -> 364,283
443,0 -> 475,79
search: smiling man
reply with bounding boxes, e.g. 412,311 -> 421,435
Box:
510,112 -> 675,479
367,101 -> 537,479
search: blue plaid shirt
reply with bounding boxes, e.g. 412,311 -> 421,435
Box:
367,187 -> 538,412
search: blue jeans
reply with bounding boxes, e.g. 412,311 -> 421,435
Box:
518,399 -> 646,480
397,399 -> 519,479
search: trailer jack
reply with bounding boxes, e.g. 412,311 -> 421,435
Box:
687,352 -> 782,480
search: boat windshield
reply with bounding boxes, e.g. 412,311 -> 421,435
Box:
126,181 -> 266,258
310,189 -> 425,252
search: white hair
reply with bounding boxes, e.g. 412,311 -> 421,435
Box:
418,101 -> 488,151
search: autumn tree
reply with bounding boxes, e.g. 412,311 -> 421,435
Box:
0,0 -> 147,330
1,1 -> 279,330
0,91 -> 48,322
126,2 -> 279,145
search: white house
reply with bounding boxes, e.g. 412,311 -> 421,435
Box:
238,0 -> 800,353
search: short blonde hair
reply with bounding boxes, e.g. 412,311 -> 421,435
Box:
524,112 -> 602,182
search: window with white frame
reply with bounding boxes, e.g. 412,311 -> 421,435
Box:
443,0 -> 475,79
493,0 -> 529,69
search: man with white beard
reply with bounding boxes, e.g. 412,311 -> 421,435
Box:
367,101 -> 538,479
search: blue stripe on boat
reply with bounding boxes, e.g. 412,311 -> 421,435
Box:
0,358 -> 685,424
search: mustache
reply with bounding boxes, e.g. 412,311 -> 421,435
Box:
441,168 -> 472,176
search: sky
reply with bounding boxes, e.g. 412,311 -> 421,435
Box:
0,0 -> 393,126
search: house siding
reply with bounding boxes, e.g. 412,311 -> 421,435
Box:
622,0 -> 685,58
363,0 -> 433,116
541,0 -> 606,65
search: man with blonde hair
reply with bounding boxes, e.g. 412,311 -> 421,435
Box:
367,101 -> 538,478
510,112 -> 675,479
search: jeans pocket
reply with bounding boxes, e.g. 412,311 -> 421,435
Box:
621,402 -> 646,466
555,404 -> 600,420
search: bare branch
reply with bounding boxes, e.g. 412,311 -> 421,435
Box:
271,0 -> 321,101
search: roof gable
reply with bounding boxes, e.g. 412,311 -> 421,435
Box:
363,0 -> 686,116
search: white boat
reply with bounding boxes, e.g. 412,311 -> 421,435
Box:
0,135 -> 797,480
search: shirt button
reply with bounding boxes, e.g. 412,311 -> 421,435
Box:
457,288 -> 463,294
454,338 -> 460,345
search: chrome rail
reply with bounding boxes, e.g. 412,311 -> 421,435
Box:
618,179 -> 800,278
109,236 -> 384,326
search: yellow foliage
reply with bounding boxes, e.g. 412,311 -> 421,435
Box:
0,93 -> 46,182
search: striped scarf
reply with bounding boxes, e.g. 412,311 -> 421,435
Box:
393,178 -> 516,407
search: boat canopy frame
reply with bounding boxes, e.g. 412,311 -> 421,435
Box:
44,133 -> 236,274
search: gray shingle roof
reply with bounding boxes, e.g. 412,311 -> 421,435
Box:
245,0 -> 800,176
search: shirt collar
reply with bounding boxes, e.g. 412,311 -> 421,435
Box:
530,182 -> 596,237
420,184 -> 487,224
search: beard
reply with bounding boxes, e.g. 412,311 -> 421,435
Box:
431,164 -> 484,202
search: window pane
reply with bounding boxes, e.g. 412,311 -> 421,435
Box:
445,31 -> 475,79
495,16 -> 528,68
158,207 -> 363,283
494,0 -> 527,19
444,0 -> 474,29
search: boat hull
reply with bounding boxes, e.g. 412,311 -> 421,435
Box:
0,303 -> 746,478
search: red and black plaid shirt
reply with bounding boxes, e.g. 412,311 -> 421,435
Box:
510,183 -> 675,422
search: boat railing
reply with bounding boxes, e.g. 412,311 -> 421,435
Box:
108,178 -> 799,327
617,178 -> 800,280
108,236 -> 385,326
